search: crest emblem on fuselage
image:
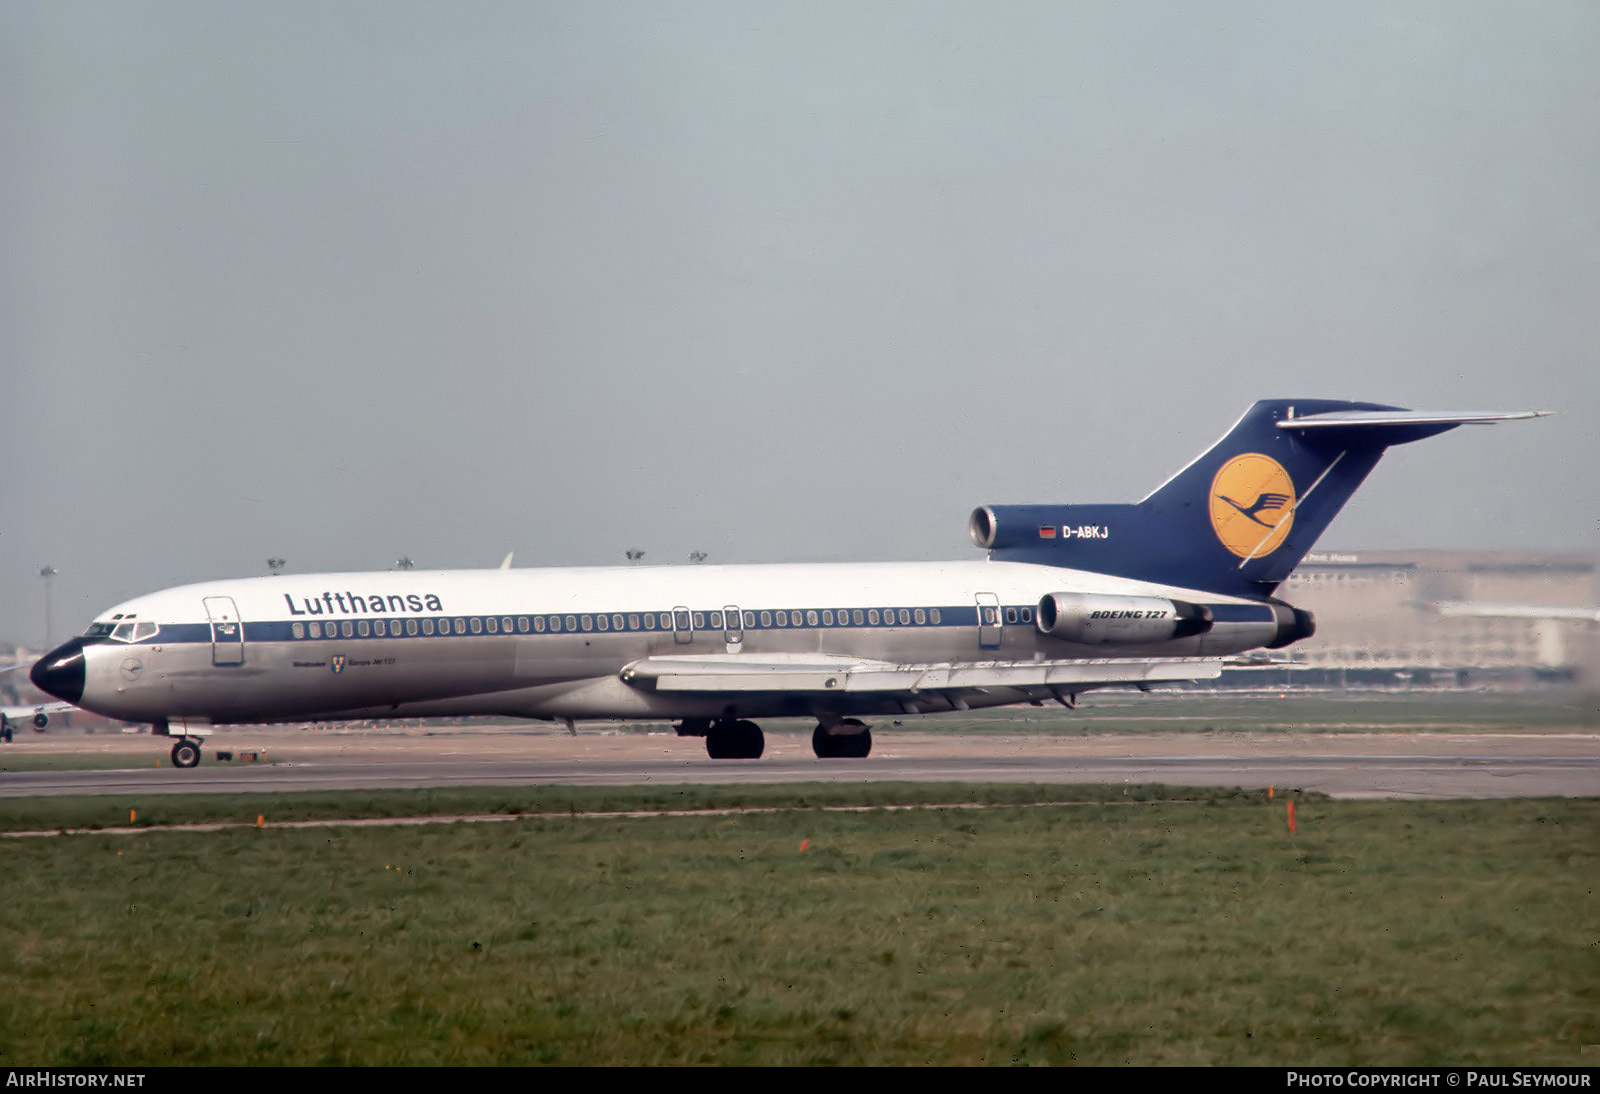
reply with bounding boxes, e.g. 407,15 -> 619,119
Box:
1209,453 -> 1296,559
330,654 -> 346,675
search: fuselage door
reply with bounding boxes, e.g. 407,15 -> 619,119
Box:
723,604 -> 744,651
203,595 -> 245,666
671,605 -> 693,645
975,592 -> 1002,650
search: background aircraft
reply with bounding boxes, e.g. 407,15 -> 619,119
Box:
0,701 -> 75,741
1424,601 -> 1600,624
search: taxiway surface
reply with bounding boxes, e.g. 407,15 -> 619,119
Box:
3,726 -> 1596,799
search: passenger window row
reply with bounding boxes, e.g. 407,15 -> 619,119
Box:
286,606 -> 958,640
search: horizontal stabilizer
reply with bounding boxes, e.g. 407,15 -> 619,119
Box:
1278,409 -> 1550,431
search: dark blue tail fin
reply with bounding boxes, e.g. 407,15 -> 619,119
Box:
970,399 -> 1539,598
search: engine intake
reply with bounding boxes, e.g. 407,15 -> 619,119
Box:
969,506 -> 1003,549
1036,593 -> 1212,645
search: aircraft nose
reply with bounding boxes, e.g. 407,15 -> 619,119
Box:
31,639 -> 86,705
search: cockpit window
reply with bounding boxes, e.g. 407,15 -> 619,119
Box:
87,617 -> 158,641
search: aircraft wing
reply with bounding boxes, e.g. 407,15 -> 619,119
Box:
621,652 -> 1223,702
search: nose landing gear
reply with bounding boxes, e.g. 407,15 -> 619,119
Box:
152,719 -> 207,768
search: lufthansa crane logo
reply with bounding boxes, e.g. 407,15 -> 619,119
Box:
1209,453 -> 1296,559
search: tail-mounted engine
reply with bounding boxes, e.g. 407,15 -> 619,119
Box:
1263,602 -> 1316,649
1036,593 -> 1212,645
1034,592 -> 1315,651
970,505 -> 1120,550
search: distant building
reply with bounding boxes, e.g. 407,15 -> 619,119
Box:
1270,550 -> 1598,687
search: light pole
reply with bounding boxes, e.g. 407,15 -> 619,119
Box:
396,557 -> 415,570
39,565 -> 57,648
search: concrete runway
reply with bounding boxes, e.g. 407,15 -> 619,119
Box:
3,725 -> 1597,799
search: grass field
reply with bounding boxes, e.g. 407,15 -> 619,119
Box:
0,752 -> 176,773
2,786 -> 1594,1066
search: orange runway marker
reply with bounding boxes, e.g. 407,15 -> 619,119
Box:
1286,800 -> 1297,834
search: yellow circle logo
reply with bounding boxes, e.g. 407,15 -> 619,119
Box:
1209,453 -> 1296,559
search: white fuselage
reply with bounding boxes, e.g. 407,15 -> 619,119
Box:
64,559 -> 1281,727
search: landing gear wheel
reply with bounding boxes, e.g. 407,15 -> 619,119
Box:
812,719 -> 872,759
705,719 -> 764,760
170,739 -> 202,769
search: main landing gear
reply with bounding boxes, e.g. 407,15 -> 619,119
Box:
706,718 -> 764,759
812,718 -> 872,759
711,719 -> 764,759
673,717 -> 767,759
674,716 -> 873,759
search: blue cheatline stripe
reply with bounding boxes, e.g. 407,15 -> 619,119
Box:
117,605 -> 973,645
105,600 -> 1275,646
261,605 -> 977,643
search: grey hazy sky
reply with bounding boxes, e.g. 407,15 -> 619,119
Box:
4,1 -> 1597,647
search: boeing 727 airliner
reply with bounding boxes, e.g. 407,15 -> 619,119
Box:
29,399 -> 1544,767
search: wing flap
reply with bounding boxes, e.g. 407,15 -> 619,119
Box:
622,654 -> 1224,694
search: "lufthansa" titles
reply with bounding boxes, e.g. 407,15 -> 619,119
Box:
283,592 -> 444,616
